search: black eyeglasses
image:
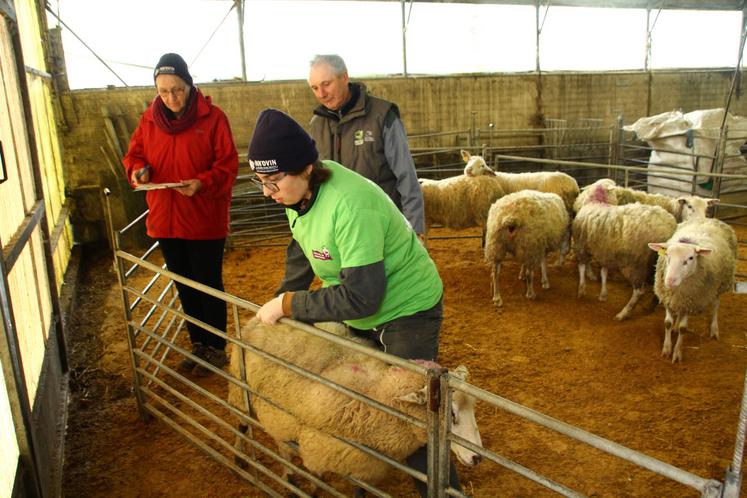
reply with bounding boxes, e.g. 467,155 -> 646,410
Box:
249,173 -> 287,193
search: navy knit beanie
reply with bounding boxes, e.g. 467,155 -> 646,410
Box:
248,109 -> 319,174
153,53 -> 193,87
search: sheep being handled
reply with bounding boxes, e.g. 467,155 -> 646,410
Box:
483,190 -> 570,307
227,318 -> 483,489
648,218 -> 737,363
572,181 -> 678,320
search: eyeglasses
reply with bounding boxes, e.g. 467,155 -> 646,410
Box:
157,86 -> 186,98
250,173 -> 286,193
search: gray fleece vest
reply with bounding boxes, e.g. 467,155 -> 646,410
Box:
309,86 -> 401,209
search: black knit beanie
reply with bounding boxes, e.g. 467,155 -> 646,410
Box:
153,53 -> 193,87
248,109 -> 319,174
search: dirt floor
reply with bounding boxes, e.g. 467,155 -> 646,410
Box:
61,224 -> 747,498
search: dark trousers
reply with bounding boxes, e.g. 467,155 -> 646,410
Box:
158,238 -> 227,350
350,297 -> 461,497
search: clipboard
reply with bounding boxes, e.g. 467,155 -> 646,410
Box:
134,182 -> 187,192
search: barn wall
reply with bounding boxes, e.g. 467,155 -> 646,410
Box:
0,0 -> 73,496
58,69 -> 746,243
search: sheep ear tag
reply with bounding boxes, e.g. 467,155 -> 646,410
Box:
657,248 -> 666,257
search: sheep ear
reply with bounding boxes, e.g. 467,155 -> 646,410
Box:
695,246 -> 712,256
451,365 -> 469,381
396,386 -> 428,405
460,149 -> 471,162
648,242 -> 666,253
707,198 -> 719,206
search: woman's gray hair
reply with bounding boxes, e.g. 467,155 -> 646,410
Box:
310,54 -> 347,76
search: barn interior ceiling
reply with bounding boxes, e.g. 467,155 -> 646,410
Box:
311,0 -> 746,11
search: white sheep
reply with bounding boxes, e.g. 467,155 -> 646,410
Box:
227,318 -> 483,487
419,173 -> 505,247
648,218 -> 737,363
462,150 -> 580,213
483,190 -> 570,307
574,178 -> 717,222
572,182 -> 678,320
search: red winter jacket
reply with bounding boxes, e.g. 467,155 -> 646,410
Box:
123,90 -> 238,240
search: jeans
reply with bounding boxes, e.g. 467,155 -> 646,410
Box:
158,238 -> 227,350
349,297 -> 443,362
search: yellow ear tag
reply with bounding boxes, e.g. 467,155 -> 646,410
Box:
657,248 -> 666,257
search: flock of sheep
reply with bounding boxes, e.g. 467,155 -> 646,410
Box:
420,150 -> 738,363
224,151 -> 738,494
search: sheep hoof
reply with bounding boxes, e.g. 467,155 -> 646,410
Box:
672,351 -> 682,364
492,297 -> 503,307
614,311 -> 628,321
542,282 -> 550,290
598,294 -> 608,302
525,292 -> 536,300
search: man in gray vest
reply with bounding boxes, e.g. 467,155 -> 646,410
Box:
307,54 -> 425,239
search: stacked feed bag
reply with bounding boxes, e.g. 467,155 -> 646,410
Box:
623,109 -> 747,209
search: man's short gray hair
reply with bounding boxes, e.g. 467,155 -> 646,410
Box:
310,54 -> 348,76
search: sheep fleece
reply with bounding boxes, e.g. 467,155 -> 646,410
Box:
654,218 -> 737,315
228,318 -> 430,482
572,203 -> 677,287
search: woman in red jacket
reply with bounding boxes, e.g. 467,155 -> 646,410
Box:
123,53 -> 238,375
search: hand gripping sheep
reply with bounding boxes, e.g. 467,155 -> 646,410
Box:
227,318 -> 483,493
648,217 -> 738,363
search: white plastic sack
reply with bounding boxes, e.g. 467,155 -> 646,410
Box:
623,108 -> 747,196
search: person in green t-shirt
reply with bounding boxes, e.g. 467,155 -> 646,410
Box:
246,109 -> 461,496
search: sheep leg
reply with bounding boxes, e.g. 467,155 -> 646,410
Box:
662,308 -> 675,358
709,299 -> 720,340
555,227 -> 571,266
540,257 -> 550,289
491,262 -> 503,307
525,266 -> 536,300
615,286 -> 644,321
234,423 -> 249,469
577,262 -> 587,298
518,264 -> 525,281
672,314 -> 689,363
598,267 -> 608,301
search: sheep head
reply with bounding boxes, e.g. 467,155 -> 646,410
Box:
648,241 -> 712,289
460,150 -> 495,177
676,196 -> 718,222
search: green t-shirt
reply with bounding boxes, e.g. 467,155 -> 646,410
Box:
286,160 -> 442,330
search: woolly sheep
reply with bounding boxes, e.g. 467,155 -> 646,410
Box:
572,182 -> 678,320
419,173 -> 505,247
573,178 -> 717,222
648,218 -> 737,363
483,190 -> 570,307
227,318 -> 483,487
461,150 -> 580,213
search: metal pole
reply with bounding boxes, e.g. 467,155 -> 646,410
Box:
401,0 -> 408,77
236,0 -> 246,81
723,368 -> 747,498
